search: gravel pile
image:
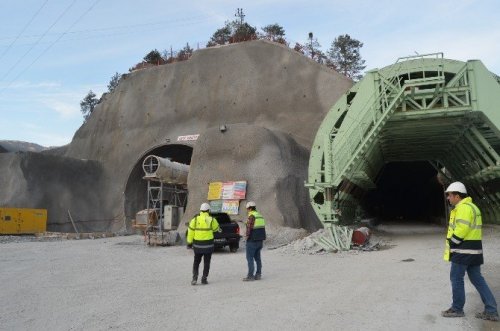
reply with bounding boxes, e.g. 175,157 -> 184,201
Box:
265,226 -> 310,249
277,229 -> 329,255
276,228 -> 393,255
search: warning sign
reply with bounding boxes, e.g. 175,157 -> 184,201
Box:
208,181 -> 247,200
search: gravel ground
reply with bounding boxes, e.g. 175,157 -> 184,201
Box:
1,223 -> 499,331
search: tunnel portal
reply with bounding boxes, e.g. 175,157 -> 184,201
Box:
307,53 -> 500,225
124,144 -> 193,229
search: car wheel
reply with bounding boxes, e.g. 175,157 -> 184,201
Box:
229,244 -> 238,252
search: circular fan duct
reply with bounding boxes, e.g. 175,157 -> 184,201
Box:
142,155 -> 189,185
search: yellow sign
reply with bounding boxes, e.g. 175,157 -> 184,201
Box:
207,182 -> 222,200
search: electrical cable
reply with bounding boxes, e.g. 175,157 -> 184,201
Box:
1,0 -> 101,95
0,14 -> 215,47
0,0 -> 49,61
0,0 -> 78,82
0,14 -> 215,43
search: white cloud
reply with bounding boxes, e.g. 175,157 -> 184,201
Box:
42,99 -> 80,118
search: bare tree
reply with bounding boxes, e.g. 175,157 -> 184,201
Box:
177,43 -> 194,61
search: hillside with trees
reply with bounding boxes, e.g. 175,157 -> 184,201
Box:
81,8 -> 366,120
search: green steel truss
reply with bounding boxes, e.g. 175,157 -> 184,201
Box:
307,53 -> 500,225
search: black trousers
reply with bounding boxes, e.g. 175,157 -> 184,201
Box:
193,252 -> 212,279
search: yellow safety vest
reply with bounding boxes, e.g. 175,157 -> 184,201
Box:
187,212 -> 220,252
443,197 -> 483,265
247,210 -> 266,241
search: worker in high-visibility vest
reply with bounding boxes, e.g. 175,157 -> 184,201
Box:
187,203 -> 220,285
441,182 -> 498,321
242,201 -> 266,281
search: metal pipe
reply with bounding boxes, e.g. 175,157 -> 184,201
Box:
142,155 -> 189,185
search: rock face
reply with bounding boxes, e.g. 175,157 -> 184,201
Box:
0,40 -> 352,232
185,124 -> 322,231
0,152 -> 109,232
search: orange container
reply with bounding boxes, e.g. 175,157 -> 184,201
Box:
352,227 -> 371,245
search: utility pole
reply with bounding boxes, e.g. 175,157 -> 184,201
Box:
235,8 -> 245,25
308,32 -> 314,60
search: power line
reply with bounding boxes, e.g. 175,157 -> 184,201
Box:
1,0 -> 102,95
0,0 -> 49,61
0,14 -> 217,43
0,0 -> 78,82
0,14 -> 216,48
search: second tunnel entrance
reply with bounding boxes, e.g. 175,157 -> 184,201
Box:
307,54 -> 500,225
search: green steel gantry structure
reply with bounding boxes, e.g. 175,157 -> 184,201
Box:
306,53 -> 500,227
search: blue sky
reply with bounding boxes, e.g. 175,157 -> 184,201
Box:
1,0 -> 499,147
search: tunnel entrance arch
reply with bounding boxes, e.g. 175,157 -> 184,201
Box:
307,53 -> 500,226
124,144 -> 193,231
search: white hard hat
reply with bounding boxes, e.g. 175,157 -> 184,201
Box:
200,203 -> 211,211
445,182 -> 467,194
246,201 -> 256,208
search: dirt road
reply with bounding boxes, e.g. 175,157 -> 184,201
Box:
1,223 -> 499,331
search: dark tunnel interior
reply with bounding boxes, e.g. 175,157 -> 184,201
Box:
361,161 -> 446,224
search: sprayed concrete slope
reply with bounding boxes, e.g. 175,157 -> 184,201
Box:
0,40 -> 352,232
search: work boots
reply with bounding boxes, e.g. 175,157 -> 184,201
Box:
441,308 -> 464,317
475,311 -> 499,321
191,275 -> 197,286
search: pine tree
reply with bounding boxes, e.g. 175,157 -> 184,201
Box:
143,49 -> 164,65
80,90 -> 99,121
261,23 -> 286,44
107,72 -> 120,93
328,34 -> 366,80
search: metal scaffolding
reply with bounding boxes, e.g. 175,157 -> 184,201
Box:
307,53 -> 500,231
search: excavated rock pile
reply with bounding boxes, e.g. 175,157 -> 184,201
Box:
277,228 -> 393,255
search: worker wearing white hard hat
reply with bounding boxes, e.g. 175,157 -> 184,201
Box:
200,202 -> 211,211
186,202 -> 220,285
441,182 -> 498,321
242,201 -> 266,281
444,181 -> 467,194
245,201 -> 256,208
